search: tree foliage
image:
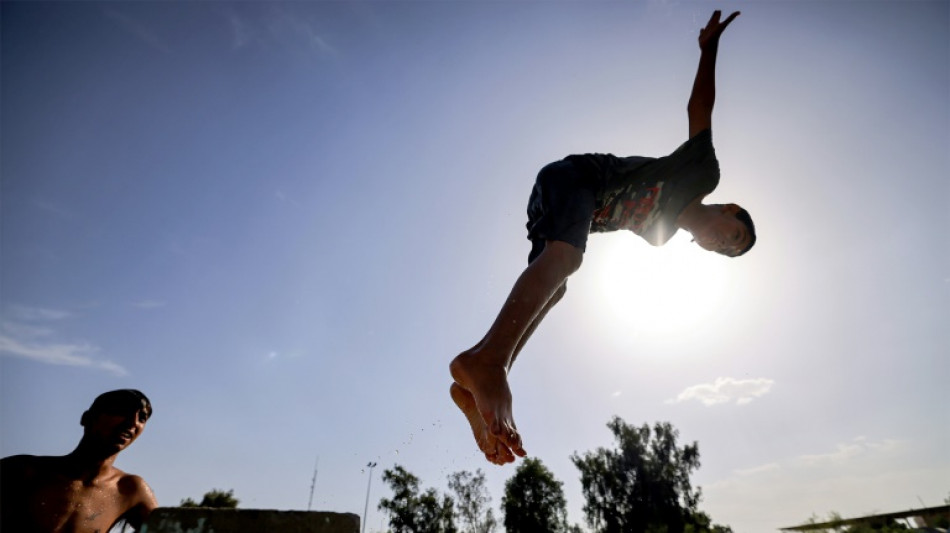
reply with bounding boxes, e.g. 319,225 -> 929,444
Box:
841,522 -> 909,532
804,511 -> 914,533
571,417 -> 731,533
379,464 -> 457,533
179,488 -> 239,508
447,469 -> 496,533
501,457 -> 574,533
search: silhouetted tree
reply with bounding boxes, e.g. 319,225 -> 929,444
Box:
571,417 -> 731,533
843,521 -> 909,532
379,464 -> 456,533
179,488 -> 239,508
803,511 -> 911,533
448,469 -> 496,533
501,457 -> 577,533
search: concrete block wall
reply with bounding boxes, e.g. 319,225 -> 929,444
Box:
141,508 -> 360,533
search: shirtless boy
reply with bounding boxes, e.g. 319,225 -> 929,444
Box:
450,11 -> 754,465
1,389 -> 158,532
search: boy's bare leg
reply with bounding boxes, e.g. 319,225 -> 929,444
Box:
509,283 -> 566,369
450,241 -> 582,456
450,283 -> 567,463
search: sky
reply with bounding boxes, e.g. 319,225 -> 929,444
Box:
1,1 -> 947,532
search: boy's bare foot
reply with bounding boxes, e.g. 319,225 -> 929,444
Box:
450,383 -> 516,465
449,352 -> 526,458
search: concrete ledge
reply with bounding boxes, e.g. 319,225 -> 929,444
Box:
141,507 -> 360,533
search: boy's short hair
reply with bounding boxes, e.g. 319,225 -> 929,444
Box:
88,389 -> 153,421
733,208 -> 756,256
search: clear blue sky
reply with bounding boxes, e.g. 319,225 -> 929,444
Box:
2,1 -> 947,531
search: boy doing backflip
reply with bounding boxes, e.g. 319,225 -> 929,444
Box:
450,11 -> 755,465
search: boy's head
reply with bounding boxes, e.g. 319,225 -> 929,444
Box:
81,389 -> 153,453
691,203 -> 756,257
86,389 -> 153,420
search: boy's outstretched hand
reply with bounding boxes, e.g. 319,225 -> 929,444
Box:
699,10 -> 740,50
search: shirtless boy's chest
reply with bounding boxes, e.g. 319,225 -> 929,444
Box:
24,478 -> 124,533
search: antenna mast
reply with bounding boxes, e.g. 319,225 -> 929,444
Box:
307,456 -> 319,511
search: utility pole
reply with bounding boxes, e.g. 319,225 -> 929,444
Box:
307,456 -> 319,511
361,462 -> 377,533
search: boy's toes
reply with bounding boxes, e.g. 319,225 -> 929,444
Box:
484,438 -> 516,465
490,420 -> 524,457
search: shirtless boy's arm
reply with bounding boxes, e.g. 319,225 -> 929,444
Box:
688,10 -> 740,139
0,455 -> 35,529
119,474 -> 159,530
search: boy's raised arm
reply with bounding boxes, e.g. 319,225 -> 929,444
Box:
687,10 -> 740,139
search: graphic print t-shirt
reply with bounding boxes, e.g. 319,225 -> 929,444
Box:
566,129 -> 720,246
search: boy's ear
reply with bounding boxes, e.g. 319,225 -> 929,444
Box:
80,410 -> 90,427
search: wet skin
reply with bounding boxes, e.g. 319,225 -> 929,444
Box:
0,408 -> 157,533
450,241 -> 580,462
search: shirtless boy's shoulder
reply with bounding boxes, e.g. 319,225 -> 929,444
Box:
1,453 -> 46,481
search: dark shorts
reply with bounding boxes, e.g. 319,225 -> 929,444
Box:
525,158 -> 599,263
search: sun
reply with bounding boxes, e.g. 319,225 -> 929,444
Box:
586,233 -> 730,342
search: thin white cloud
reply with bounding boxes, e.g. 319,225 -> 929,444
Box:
797,437 -> 902,466
705,462 -> 943,533
1,320 -> 55,339
0,334 -> 127,377
133,300 -> 166,309
270,7 -> 337,56
225,5 -> 338,58
33,199 -> 73,219
264,350 -> 303,361
703,435 -> 913,530
667,377 -> 774,406
714,437 -> 904,485
275,189 -> 301,207
734,462 -> 781,477
647,0 -> 679,18
225,8 -> 255,50
102,8 -> 171,54
6,305 -> 73,321
1,307 -> 127,376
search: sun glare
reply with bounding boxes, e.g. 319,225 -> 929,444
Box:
589,234 -> 730,342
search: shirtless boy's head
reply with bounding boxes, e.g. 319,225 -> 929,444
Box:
81,389 -> 153,455
1,388 -> 159,532
88,388 -> 153,417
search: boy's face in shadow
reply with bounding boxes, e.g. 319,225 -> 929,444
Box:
691,203 -> 750,257
82,407 -> 149,454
